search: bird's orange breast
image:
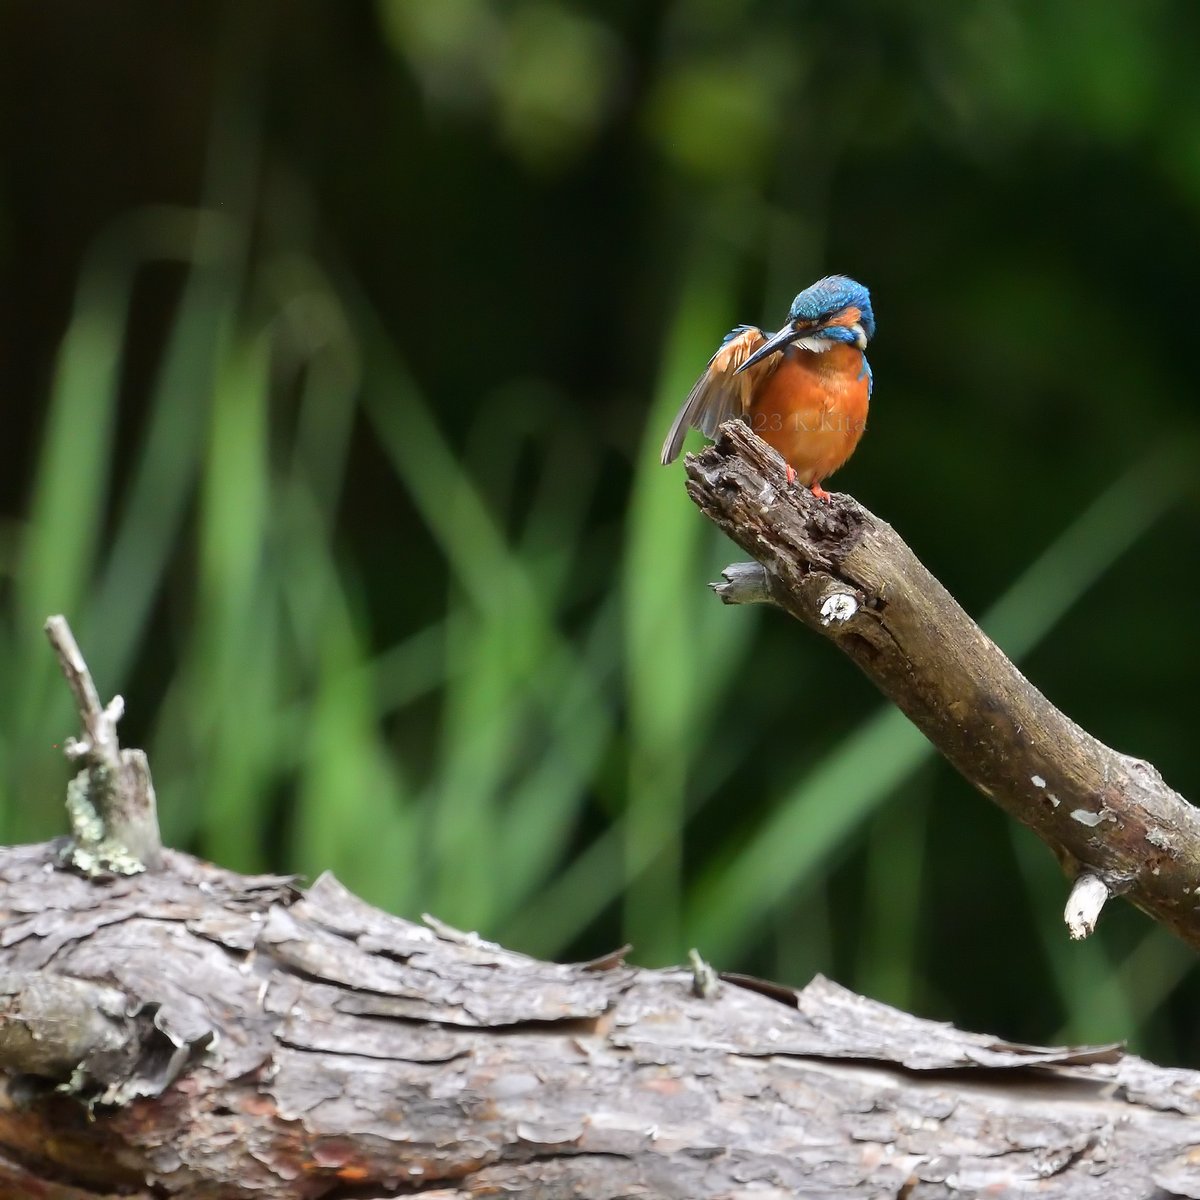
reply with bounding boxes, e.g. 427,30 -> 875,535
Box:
747,343 -> 869,487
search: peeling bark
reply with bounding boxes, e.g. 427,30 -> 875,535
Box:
2,843 -> 1200,1198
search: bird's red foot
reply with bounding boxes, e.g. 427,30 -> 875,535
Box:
810,482 -> 832,502
785,465 -> 796,486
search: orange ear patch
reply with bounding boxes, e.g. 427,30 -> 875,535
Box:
824,305 -> 861,328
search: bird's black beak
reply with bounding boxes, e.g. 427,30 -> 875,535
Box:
734,322 -> 805,374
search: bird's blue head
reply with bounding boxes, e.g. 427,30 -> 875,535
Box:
788,275 -> 875,342
736,274 -> 875,374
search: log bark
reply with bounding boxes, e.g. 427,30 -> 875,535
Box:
3,840 -> 1200,1199
8,508 -> 1200,1197
684,421 -> 1200,950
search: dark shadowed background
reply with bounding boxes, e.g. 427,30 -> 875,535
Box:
2,0 -> 1199,1063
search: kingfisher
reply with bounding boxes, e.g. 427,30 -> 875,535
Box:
660,275 -> 874,500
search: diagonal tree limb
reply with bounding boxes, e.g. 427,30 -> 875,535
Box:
684,420 -> 1200,949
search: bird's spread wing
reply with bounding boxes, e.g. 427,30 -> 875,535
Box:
659,325 -> 766,464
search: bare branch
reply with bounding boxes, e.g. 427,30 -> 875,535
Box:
710,561 -> 776,605
684,421 -> 1200,949
45,615 -> 162,873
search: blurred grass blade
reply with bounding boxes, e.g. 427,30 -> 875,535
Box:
854,780 -> 933,1009
621,250 -> 755,963
13,270 -> 123,715
285,494 -> 417,913
5,254 -> 128,843
186,336 -> 275,872
359,322 -> 614,928
88,208 -> 245,688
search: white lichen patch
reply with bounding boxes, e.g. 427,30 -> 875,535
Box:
65,775 -> 105,843
819,592 -> 859,625
1070,809 -> 1106,828
63,770 -> 147,877
67,840 -> 146,877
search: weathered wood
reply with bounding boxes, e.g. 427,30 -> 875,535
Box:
44,614 -> 163,873
685,420 -> 1200,949
2,842 -> 1200,1198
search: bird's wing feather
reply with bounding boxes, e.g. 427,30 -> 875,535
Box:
659,326 -> 765,464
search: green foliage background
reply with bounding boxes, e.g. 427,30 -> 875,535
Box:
2,0 -> 1199,1062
